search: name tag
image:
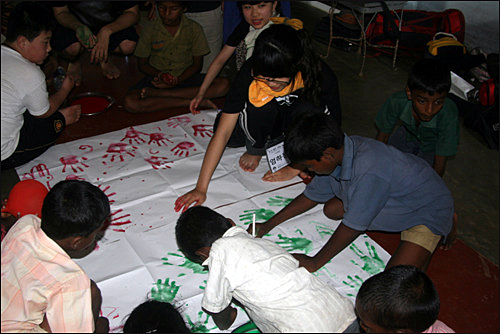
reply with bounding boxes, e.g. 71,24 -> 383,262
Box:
265,140 -> 290,173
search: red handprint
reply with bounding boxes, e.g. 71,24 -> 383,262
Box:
60,155 -> 89,173
192,124 -> 213,138
166,115 -> 191,128
22,164 -> 54,189
65,174 -> 86,181
145,156 -> 173,170
108,208 -> 133,232
121,127 -> 147,144
171,141 -> 195,157
148,132 -> 173,146
98,184 -> 116,205
102,143 -> 137,163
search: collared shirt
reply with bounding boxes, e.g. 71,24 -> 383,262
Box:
201,226 -> 356,333
375,91 -> 460,156
422,320 -> 455,333
134,14 -> 209,77
304,135 -> 454,237
1,215 -> 94,333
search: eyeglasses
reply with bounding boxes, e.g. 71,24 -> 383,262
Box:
252,76 -> 291,85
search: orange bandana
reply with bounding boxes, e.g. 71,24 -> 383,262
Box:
248,72 -> 304,107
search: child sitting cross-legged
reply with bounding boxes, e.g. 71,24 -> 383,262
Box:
1,180 -> 110,333
175,206 -> 358,333
355,264 -> 455,333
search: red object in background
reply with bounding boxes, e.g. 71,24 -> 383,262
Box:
161,72 -> 175,85
1,180 -> 48,218
70,95 -> 111,115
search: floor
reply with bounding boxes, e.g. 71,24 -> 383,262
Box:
1,2 -> 498,332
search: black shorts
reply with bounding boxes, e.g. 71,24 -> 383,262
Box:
50,24 -> 138,52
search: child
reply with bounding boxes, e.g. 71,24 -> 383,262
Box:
123,1 -> 211,113
1,1 -> 81,169
254,112 -> 454,272
375,58 -> 460,177
355,265 -> 455,333
175,24 -> 342,212
1,180 -> 110,333
175,206 -> 357,333
123,300 -> 190,333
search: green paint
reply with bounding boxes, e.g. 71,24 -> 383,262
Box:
342,274 -> 364,297
313,260 -> 336,279
232,321 -> 261,333
349,239 -> 385,275
266,195 -> 293,207
295,228 -> 303,236
312,221 -> 336,238
150,278 -> 179,303
275,234 -> 313,254
239,208 -> 275,225
162,251 -> 208,274
199,279 -> 207,290
186,311 -> 216,333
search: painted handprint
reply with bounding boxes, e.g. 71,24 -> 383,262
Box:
349,237 -> 385,275
239,208 -> 275,226
167,115 -> 191,128
312,221 -> 336,239
98,184 -> 116,205
148,132 -> 173,146
60,155 -> 89,173
108,208 -> 132,232
342,274 -> 364,297
102,142 -> 138,163
22,164 -> 54,189
161,251 -> 207,274
266,195 -> 293,207
65,174 -> 86,181
192,124 -> 213,138
121,127 -> 147,144
171,141 -> 195,157
150,278 -> 180,303
186,311 -> 216,333
145,155 -> 173,170
275,234 -> 313,254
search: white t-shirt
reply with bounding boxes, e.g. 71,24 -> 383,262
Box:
1,45 -> 50,160
202,226 -> 356,333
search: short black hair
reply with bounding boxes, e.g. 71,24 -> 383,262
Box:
5,2 -> 55,43
123,300 -> 190,333
284,111 -> 344,163
41,180 -> 110,240
175,206 -> 232,264
407,58 -> 451,95
355,265 -> 440,332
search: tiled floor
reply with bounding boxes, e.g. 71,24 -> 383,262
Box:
1,2 -> 498,332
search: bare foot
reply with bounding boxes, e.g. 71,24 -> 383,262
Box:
60,105 -> 81,125
441,212 -> 458,250
262,166 -> 301,182
100,60 -> 120,79
66,61 -> 82,86
239,152 -> 261,172
140,87 -> 150,99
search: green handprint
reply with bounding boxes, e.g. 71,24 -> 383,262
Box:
266,195 -> 293,207
186,310 -> 217,333
162,251 -> 208,274
239,208 -> 275,226
313,259 -> 336,279
342,274 -> 364,297
312,221 -> 336,238
349,239 -> 385,275
275,234 -> 313,254
150,278 -> 179,303
232,321 -> 261,333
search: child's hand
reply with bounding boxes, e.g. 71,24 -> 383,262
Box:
190,94 -> 204,114
292,253 -> 319,272
174,189 -> 206,213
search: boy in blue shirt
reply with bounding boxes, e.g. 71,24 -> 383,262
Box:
254,112 -> 454,272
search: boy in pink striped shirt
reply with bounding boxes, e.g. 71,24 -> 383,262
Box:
1,180 -> 110,333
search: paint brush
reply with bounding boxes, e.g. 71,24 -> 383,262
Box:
252,213 -> 256,237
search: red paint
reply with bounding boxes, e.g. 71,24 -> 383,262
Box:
71,96 -> 110,115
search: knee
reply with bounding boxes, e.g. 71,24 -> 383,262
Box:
123,93 -> 141,113
323,197 -> 344,220
117,40 -> 137,55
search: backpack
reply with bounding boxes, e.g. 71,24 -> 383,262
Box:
479,79 -> 498,106
365,2 -> 465,51
426,32 -> 466,58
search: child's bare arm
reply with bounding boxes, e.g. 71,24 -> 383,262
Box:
433,155 -> 447,177
375,131 -> 389,143
203,305 -> 237,330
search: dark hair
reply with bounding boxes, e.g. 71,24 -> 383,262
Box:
175,206 -> 232,264
407,58 -> 451,95
5,2 -> 55,43
284,112 -> 344,163
123,300 -> 190,333
41,180 -> 110,240
355,265 -> 440,332
252,24 -> 322,106
237,1 -> 280,14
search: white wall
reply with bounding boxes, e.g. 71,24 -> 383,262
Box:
406,1 -> 499,54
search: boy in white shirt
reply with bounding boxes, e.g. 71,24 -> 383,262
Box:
175,206 -> 358,333
1,2 -> 81,169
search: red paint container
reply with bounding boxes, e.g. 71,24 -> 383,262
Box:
68,92 -> 114,116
